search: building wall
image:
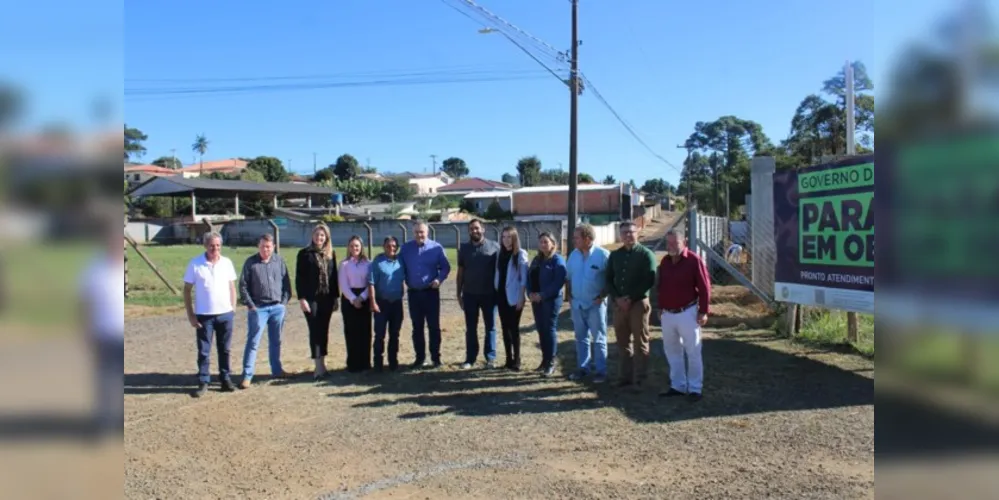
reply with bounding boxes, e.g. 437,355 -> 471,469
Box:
470,196 -> 512,213
408,177 -> 448,195
513,189 -> 621,216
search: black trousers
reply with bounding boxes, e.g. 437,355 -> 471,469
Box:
304,296 -> 336,359
497,293 -> 523,366
341,289 -> 373,372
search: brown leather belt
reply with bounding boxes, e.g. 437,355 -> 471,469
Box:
662,300 -> 697,314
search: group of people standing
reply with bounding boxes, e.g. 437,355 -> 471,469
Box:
181,219 -> 711,402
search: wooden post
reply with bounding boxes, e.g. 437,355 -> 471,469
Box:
125,234 -> 180,295
124,215 -> 129,299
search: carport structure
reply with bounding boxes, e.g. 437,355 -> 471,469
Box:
127,176 -> 335,219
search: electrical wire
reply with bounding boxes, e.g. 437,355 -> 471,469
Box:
454,0 -> 567,63
438,0 -> 567,84
125,65 -> 544,84
581,74 -> 682,174
125,72 -> 555,99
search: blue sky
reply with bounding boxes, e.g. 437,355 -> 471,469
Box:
2,0 -> 975,186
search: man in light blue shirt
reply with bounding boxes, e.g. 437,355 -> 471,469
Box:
397,221 -> 451,368
369,236 -> 406,372
565,224 -> 611,383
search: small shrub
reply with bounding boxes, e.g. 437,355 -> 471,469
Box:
319,214 -> 345,223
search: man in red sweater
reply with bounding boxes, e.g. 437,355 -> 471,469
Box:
656,230 -> 711,402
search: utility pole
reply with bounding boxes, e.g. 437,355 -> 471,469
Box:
566,0 -> 580,253
677,145 -> 692,209
430,154 -> 438,174
313,152 -> 317,177
844,60 -> 859,344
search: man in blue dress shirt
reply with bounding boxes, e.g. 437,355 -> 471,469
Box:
398,221 -> 451,368
368,236 -> 406,372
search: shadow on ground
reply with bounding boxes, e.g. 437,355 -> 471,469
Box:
320,318 -> 874,424
875,389 -> 999,462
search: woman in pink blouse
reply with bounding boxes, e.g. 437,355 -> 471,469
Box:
338,235 -> 373,372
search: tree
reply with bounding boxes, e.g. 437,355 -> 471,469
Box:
192,134 -> 209,175
578,173 -> 596,183
440,157 -> 469,179
484,200 -> 511,220
125,125 -> 148,161
539,168 -> 569,185
784,62 -> 875,166
501,172 -> 519,185
151,156 -> 183,170
313,165 -> 336,183
332,154 -> 360,181
684,116 -> 771,215
0,84 -> 23,131
640,178 -> 674,195
602,175 -> 616,185
379,178 -> 417,203
516,156 -> 542,187
246,156 -> 290,183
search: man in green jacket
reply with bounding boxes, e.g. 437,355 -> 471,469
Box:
606,220 -> 658,387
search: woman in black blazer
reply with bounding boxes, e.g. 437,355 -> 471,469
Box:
295,224 -> 339,379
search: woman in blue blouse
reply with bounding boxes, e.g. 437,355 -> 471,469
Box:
527,231 -> 567,377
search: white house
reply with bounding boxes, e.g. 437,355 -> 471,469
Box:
393,172 -> 452,196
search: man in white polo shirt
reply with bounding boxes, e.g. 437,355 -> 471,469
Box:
183,231 -> 238,397
79,223 -> 125,438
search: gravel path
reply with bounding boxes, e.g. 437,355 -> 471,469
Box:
123,284 -> 874,499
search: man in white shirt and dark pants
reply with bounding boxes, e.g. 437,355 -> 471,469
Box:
183,232 -> 239,397
79,224 -> 125,438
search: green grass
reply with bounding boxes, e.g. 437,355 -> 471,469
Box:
1,242 -> 100,328
792,309 -> 875,357
891,332 -> 999,393
126,244 -> 459,308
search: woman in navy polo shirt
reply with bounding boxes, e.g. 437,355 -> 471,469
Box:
526,231 -> 567,377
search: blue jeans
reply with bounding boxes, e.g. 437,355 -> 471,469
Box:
242,304 -> 286,381
408,288 -> 442,363
463,292 -> 497,363
374,298 -> 404,367
195,311 -> 234,384
571,302 -> 608,375
532,297 -> 562,365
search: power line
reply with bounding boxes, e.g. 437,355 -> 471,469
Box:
580,74 -> 682,174
450,0 -> 566,62
125,72 -> 555,99
438,0 -> 566,84
125,65 -> 546,84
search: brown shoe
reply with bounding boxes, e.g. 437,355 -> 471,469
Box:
239,379 -> 252,390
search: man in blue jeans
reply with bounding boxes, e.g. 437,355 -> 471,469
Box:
456,219 -> 500,369
398,221 -> 451,369
368,236 -> 406,372
565,224 -> 611,383
237,233 -> 294,388
183,232 -> 239,397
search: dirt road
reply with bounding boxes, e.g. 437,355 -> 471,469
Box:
122,280 -> 874,499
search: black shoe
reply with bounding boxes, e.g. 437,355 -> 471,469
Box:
191,383 -> 208,398
411,360 -> 426,369
220,380 -> 235,392
543,364 -> 556,377
659,388 -> 686,398
389,363 -> 399,372
504,358 -> 515,369
431,360 -> 443,369
687,392 -> 703,402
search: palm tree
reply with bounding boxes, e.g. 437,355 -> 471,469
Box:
192,134 -> 209,176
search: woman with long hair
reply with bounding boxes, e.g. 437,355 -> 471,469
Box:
295,224 -> 339,380
526,231 -> 567,377
338,235 -> 373,372
494,226 -> 529,370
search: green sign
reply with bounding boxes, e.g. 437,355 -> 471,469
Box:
799,191 -> 874,267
